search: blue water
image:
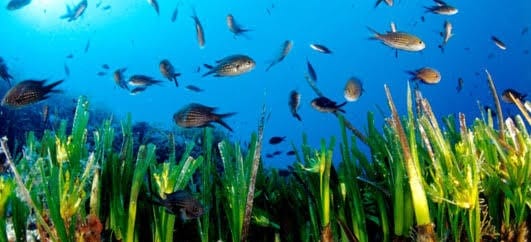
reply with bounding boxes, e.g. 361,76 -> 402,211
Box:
0,0 -> 529,168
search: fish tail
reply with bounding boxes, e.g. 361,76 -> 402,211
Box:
44,80 -> 64,93
366,26 -> 381,39
374,0 -> 383,7
293,113 -> 302,121
215,112 -> 236,132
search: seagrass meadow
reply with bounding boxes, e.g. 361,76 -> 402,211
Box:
1,74 -> 530,242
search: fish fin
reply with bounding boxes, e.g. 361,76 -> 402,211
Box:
374,0 -> 383,7
294,113 -> 302,121
173,79 -> 179,87
336,101 -> 347,109
44,80 -> 64,93
203,64 -> 213,69
265,61 -> 276,72
215,112 -> 236,132
433,0 -> 447,6
395,50 -> 398,58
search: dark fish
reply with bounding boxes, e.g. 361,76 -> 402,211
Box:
522,26 -> 529,36
311,96 -> 347,113
64,63 -> 70,76
130,86 -> 147,95
272,150 -> 282,156
113,68 -> 129,90
101,64 -> 110,69
84,39 -> 90,53
96,1 -> 102,8
226,14 -> 252,38
0,57 -> 13,87
185,85 -> 204,92
128,75 -> 163,87
269,136 -> 286,145
289,90 -> 301,121
456,77 -> 463,93
60,0 -> 87,22
265,40 -> 293,72
502,89 -> 527,104
159,59 -> 181,87
306,58 -> 317,82
1,79 -> 64,108
6,0 -> 31,10
96,71 -> 107,76
101,5 -> 111,10
374,0 -> 393,7
421,16 -> 425,22
173,103 -> 236,131
149,190 -> 204,220
286,150 -> 296,156
483,105 -> 497,118
266,153 -> 274,158
66,54 -> 74,59
191,8 -> 205,48
148,0 -> 159,15
424,0 -> 458,15
171,5 -> 178,22
203,54 -> 255,77
491,36 -> 507,50
309,43 -> 332,54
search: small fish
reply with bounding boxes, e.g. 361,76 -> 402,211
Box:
6,0 -> 31,10
265,40 -> 293,72
456,77 -> 463,92
159,59 -> 181,87
483,105 -> 497,118
309,43 -> 332,54
148,190 -> 204,221
272,150 -> 282,156
96,71 -> 107,76
173,103 -> 236,131
226,14 -> 252,38
306,59 -> 317,82
421,16 -> 426,22
171,5 -> 179,22
202,54 -> 255,77
101,5 -> 111,10
130,86 -> 147,95
289,90 -> 302,121
185,85 -> 204,92
266,153 -> 274,159
113,68 -> 129,90
1,79 -> 64,108
286,150 -> 296,156
64,63 -> 70,76
368,26 -> 425,55
374,0 -> 393,7
269,136 -> 286,145
101,64 -> 110,69
424,0 -> 458,15
191,8 -> 205,48
84,40 -> 90,53
96,1 -> 102,8
438,20 -> 453,52
0,57 -> 13,87
60,0 -> 87,22
42,104 -> 50,125
128,75 -> 163,87
491,36 -> 507,50
344,77 -> 364,102
147,0 -> 159,15
407,67 -> 441,84
522,26 -> 529,36
501,89 -> 527,104
311,96 -> 347,113
66,54 -> 74,59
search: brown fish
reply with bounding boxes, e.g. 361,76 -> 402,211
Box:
113,68 -> 129,90
159,59 -> 181,87
289,90 -> 301,121
502,89 -> 527,104
149,190 -> 204,220
202,54 -> 255,77
368,26 -> 425,56
1,79 -> 64,108
407,67 -> 441,84
311,96 -> 346,113
128,75 -> 163,87
226,14 -> 251,37
269,136 -> 286,145
191,8 -> 205,48
344,77 -> 364,102
173,103 -> 236,131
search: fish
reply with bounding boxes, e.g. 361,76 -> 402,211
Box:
148,190 -> 204,221
407,67 -> 441,84
171,5 -> 179,22
6,0 -> 31,10
130,86 -> 148,95
84,39 -> 90,53
147,0 -> 159,15
374,0 -> 393,7
501,89 -> 527,104
159,59 -> 181,87
226,14 -> 252,38
456,77 -> 463,92
60,0 -> 88,22
311,96 -> 347,113
289,90 -> 302,121
202,54 -> 255,77
344,77 -> 364,102
101,5 -> 111,10
128,75 -> 163,87
0,57 -> 13,87
309,43 -> 332,54
483,105 -> 497,118
491,36 -> 507,50
306,59 -> 317,82
265,40 -> 293,72
438,20 -> 453,53
269,136 -> 286,145
66,54 -> 74,59
522,26 -> 529,36
286,150 -> 296,156
96,71 -> 107,76
424,0 -> 458,15
64,63 -> 70,76
42,104 -> 49,125
272,150 -> 282,156
367,25 -> 425,56
185,85 -> 204,92
1,79 -> 64,108
113,68 -> 129,90
173,103 -> 236,131
191,8 -> 205,48
101,64 -> 110,69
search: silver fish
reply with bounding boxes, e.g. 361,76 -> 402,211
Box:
202,54 -> 255,77
60,0 -> 87,22
265,40 -> 293,72
309,43 -> 332,54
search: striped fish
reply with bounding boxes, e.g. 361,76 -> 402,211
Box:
1,79 -> 63,108
173,103 -> 236,131
368,27 -> 425,52
202,54 -> 255,77
191,8 -> 205,48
